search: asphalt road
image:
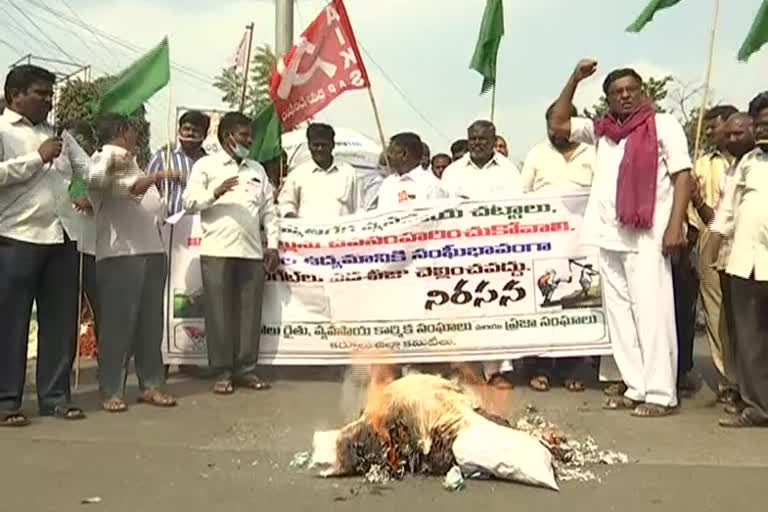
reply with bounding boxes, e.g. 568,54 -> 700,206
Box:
2,342 -> 768,512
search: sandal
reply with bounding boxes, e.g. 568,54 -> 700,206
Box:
137,389 -> 177,407
0,411 -> 30,427
487,373 -> 514,389
717,389 -> 740,405
102,397 -> 128,413
234,374 -> 271,391
529,375 -> 550,392
213,379 -> 234,395
564,378 -> 585,392
719,414 -> 768,428
631,403 -> 678,418
46,405 -> 86,420
603,382 -> 628,397
603,396 -> 641,410
724,401 -> 746,416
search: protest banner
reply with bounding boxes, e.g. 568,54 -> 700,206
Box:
162,192 -> 610,365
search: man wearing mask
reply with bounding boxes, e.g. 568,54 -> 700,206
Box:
146,110 -> 210,217
521,102 -> 595,393
441,120 -> 523,386
183,112 -> 279,395
696,112 -> 755,415
0,65 -> 90,426
278,123 -> 364,219
549,59 -> 692,418
376,132 -> 447,210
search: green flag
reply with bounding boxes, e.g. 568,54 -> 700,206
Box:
469,0 -> 504,94
249,103 -> 282,163
626,0 -> 682,32
98,37 -> 170,115
738,0 -> 768,61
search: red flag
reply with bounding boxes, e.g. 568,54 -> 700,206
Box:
270,0 -> 370,131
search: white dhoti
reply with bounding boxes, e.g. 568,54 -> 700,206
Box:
599,248 -> 678,407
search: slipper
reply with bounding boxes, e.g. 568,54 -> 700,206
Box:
137,389 -> 177,407
529,375 -> 550,392
102,398 -> 128,413
631,403 -> 678,418
213,379 -> 234,395
234,374 -> 271,391
603,382 -> 627,397
719,414 -> 768,428
564,378 -> 585,392
0,411 -> 30,427
603,397 -> 641,410
44,405 -> 86,420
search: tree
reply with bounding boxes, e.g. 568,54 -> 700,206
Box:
55,77 -> 152,167
581,75 -> 674,119
213,44 -> 277,118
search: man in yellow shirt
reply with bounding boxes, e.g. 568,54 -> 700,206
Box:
689,105 -> 737,402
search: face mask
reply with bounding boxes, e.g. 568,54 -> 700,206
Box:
179,135 -> 203,144
230,136 -> 249,159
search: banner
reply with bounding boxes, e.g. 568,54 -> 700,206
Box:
270,0 -> 370,131
163,193 -> 610,365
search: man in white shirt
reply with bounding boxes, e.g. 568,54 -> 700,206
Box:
521,102 -> 595,393
709,92 -> 768,428
87,113 -> 176,413
376,132 -> 447,210
549,59 -> 692,417
183,112 -> 279,395
430,153 -> 451,180
441,120 -> 523,386
0,65 -> 89,425
278,123 -> 364,220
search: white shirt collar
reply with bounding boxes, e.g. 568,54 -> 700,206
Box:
2,107 -> 49,128
462,152 -> 506,170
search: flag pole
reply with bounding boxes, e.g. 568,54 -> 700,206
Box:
692,0 -> 721,169
240,23 -> 255,112
491,84 -> 496,123
73,251 -> 83,390
366,85 -> 390,170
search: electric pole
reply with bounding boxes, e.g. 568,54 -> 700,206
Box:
275,0 -> 294,57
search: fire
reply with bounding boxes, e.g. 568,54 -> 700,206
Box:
451,363 -> 513,419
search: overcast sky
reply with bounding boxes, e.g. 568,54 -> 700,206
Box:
1,0 -> 766,162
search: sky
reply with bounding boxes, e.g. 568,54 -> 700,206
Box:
1,0 -> 766,163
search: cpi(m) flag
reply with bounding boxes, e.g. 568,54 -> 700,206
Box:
738,0 -> 768,61
626,0 -> 682,32
270,0 -> 370,131
99,37 -> 170,115
470,0 -> 504,94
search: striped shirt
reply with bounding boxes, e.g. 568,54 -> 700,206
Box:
146,144 -> 206,216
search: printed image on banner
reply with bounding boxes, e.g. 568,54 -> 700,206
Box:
163,192 -> 610,365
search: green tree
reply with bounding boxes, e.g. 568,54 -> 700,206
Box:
213,44 -> 276,118
55,77 -> 152,166
582,75 -> 674,119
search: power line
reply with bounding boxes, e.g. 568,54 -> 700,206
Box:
8,0 -> 81,64
0,37 -> 23,55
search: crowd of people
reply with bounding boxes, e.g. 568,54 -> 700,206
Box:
1,57 -> 766,429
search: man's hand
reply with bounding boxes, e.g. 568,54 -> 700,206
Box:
214,177 -> 239,199
573,59 -> 598,82
131,175 -> 162,196
72,197 -> 92,213
38,138 -> 63,163
263,248 -> 280,273
662,222 -> 686,258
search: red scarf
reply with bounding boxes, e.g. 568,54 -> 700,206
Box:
593,102 -> 658,230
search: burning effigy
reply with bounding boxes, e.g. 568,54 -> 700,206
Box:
308,372 -> 560,490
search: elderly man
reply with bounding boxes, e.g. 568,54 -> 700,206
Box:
278,123 -> 364,220
521,101 -> 595,393
696,112 -> 755,414
708,94 -> 768,428
549,59 -> 692,418
442,120 -> 523,386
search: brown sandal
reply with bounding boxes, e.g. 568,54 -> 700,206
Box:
719,413 -> 768,428
603,382 -> 628,397
234,374 -> 271,391
213,379 -> 234,395
564,378 -> 585,392
631,403 -> 677,418
137,389 -> 177,407
102,397 -> 128,413
603,396 -> 641,410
